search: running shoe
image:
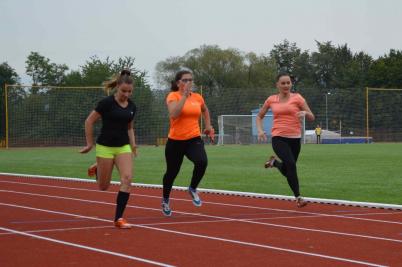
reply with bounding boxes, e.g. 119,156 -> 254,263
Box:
162,200 -> 172,217
188,187 -> 202,207
264,156 -> 276,168
114,218 -> 133,229
296,196 -> 308,208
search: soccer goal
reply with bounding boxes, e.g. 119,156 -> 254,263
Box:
366,88 -> 402,142
217,114 -> 306,145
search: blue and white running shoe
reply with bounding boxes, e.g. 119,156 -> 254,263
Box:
188,187 -> 202,207
161,200 -> 172,217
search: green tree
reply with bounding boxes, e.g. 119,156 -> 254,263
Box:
368,49 -> 402,88
155,45 -> 249,92
0,62 -> 19,87
0,62 -> 20,143
270,39 -> 314,89
25,52 -> 68,85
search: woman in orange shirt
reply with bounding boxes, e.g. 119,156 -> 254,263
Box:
161,70 -> 214,216
256,73 -> 314,208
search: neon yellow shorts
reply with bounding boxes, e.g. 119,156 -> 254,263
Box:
96,144 -> 132,159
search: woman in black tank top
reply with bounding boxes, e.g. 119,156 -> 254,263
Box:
80,70 -> 137,228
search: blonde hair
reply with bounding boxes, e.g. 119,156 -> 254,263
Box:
103,69 -> 133,94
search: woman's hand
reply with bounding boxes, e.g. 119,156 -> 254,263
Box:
79,144 -> 93,154
183,83 -> 192,97
132,146 -> 138,157
297,111 -> 307,118
258,130 -> 267,142
203,127 -> 215,142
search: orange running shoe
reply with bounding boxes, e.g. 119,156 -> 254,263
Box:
87,163 -> 97,178
114,218 -> 133,229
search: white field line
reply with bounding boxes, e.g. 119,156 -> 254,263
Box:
1,172 -> 401,210
0,226 -> 175,267
1,189 -> 401,244
0,202 -> 387,267
1,179 -> 402,225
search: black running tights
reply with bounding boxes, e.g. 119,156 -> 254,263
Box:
162,137 -> 208,200
272,136 -> 302,198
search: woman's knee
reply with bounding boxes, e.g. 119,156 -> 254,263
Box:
120,174 -> 132,186
284,161 -> 296,171
119,175 -> 131,192
194,159 -> 208,169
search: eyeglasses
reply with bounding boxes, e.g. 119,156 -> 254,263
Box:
180,78 -> 193,83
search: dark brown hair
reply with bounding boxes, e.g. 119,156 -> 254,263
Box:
104,69 -> 133,94
170,70 -> 192,91
276,72 -> 291,82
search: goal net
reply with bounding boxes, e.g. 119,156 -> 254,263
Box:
217,114 -> 306,145
3,84 -> 400,148
4,85 -> 105,147
366,88 -> 402,142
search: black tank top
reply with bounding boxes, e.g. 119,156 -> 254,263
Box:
95,95 -> 136,147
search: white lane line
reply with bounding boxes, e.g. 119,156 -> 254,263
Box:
2,172 -> 401,211
1,180 -> 401,225
346,212 -> 402,217
0,225 -> 113,236
1,189 -> 401,244
10,218 -> 91,224
0,226 -> 175,267
0,202 -> 387,267
198,200 -> 402,225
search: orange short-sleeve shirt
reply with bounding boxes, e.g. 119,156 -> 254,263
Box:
263,93 -> 305,137
166,92 -> 205,140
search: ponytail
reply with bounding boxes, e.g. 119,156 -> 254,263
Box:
103,69 -> 133,94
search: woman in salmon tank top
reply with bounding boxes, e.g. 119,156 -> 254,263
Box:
256,73 -> 315,208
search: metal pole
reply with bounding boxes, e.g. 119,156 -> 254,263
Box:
5,84 -> 9,149
325,93 -> 328,130
366,87 -> 369,143
200,85 -> 203,133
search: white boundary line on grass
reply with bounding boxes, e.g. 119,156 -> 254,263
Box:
1,172 -> 401,210
0,202 -> 387,267
0,226 -> 175,267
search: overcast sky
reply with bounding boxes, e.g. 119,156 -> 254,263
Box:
1,0 -> 401,87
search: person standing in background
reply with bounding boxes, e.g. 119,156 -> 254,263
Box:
315,124 -> 322,144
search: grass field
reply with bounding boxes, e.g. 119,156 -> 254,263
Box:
0,143 -> 401,204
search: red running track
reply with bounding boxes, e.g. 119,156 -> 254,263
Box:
0,175 -> 401,266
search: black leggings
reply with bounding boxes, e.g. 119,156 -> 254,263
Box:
272,136 -> 301,198
162,137 -> 208,200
